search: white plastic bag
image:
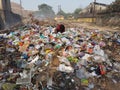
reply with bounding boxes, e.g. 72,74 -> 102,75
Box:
57,64 -> 74,73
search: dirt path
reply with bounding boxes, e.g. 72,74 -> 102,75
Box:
61,20 -> 120,32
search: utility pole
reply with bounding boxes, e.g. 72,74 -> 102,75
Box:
20,0 -> 23,19
58,5 -> 61,14
93,0 -> 96,23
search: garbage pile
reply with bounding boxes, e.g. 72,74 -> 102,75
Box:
0,23 -> 120,90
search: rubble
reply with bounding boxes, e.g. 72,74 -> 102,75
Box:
0,21 -> 120,90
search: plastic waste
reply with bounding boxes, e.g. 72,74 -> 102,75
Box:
93,45 -> 105,56
81,78 -> 89,86
57,64 -> 74,73
29,55 -> 39,64
58,56 -> 71,65
0,22 -> 120,90
6,48 -> 15,53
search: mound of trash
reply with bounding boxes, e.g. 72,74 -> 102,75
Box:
0,22 -> 120,90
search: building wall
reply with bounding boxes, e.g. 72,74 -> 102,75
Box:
0,0 -> 5,29
0,0 -> 21,29
79,2 -> 107,23
0,0 -> 11,11
80,2 -> 107,14
54,15 -> 64,21
0,0 -> 2,10
77,18 -> 96,23
94,4 -> 107,13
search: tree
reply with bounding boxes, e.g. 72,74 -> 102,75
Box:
57,9 -> 66,16
33,4 -> 55,20
38,4 -> 53,11
73,8 -> 82,18
107,0 -> 120,12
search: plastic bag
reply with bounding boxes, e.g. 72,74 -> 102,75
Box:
57,64 -> 74,73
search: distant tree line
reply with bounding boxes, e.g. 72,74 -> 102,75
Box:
57,8 -> 82,19
36,3 -> 82,19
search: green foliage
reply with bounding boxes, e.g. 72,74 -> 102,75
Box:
56,8 -> 82,19
57,9 -> 70,19
73,8 -> 82,18
38,4 -> 52,10
74,8 -> 82,15
57,9 -> 66,16
107,0 -> 120,12
34,4 -> 55,19
37,4 -> 55,15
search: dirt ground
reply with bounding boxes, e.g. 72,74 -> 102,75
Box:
69,22 -> 120,32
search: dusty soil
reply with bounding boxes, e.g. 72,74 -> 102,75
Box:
70,22 -> 120,32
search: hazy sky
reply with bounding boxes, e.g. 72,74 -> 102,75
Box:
11,0 -> 115,13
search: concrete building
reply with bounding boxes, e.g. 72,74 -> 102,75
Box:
80,2 -> 107,14
78,2 -> 108,23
